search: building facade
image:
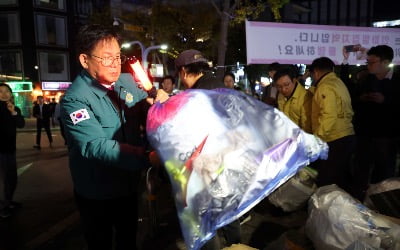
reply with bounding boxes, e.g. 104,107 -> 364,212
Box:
0,0 -> 109,116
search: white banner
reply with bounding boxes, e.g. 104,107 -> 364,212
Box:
246,20 -> 400,65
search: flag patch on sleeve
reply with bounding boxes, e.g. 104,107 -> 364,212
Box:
70,109 -> 90,125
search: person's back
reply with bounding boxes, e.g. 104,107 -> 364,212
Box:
309,57 -> 355,193
310,66 -> 354,142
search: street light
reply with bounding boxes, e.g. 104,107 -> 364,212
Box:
121,41 -> 144,52
121,41 -> 167,71
142,44 -> 168,71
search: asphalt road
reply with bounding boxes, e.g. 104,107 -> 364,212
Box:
0,121 -> 78,250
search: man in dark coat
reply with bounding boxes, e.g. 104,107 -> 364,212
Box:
32,95 -> 53,149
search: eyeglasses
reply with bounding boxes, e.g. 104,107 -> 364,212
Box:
365,60 -> 380,65
90,54 -> 127,66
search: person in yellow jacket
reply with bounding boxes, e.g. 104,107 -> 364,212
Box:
309,57 -> 355,193
274,67 -> 313,133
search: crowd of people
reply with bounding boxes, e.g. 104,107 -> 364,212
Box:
1,22 -> 399,249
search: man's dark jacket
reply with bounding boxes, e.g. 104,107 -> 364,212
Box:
192,71 -> 225,90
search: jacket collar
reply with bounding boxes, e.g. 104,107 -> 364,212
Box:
80,70 -> 112,98
313,71 -> 333,87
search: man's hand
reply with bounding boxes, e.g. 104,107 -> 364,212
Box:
120,144 -> 146,156
368,92 -> 385,103
155,89 -> 170,104
6,101 -> 17,115
360,92 -> 385,103
342,46 -> 350,61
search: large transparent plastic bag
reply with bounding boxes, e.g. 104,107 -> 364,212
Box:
146,89 -> 328,250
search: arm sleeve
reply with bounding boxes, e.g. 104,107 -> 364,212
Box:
314,87 -> 338,139
61,96 -> 145,170
300,93 -> 313,133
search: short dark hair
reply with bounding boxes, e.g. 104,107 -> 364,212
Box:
178,61 -> 210,75
162,75 -> 175,84
310,57 -> 335,73
273,67 -> 297,82
367,45 -> 394,62
223,72 -> 235,80
75,24 -> 121,56
268,62 -> 281,73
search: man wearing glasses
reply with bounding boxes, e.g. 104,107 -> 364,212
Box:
352,45 -> 400,201
60,24 -> 161,250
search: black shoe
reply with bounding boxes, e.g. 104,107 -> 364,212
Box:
33,145 -> 41,149
8,201 -> 22,210
0,207 -> 11,218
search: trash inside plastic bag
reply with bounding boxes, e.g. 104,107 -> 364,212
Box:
146,88 -> 328,250
268,167 -> 318,212
305,184 -> 400,250
345,240 -> 380,250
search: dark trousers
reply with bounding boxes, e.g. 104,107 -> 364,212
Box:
352,136 -> 398,200
36,119 -> 52,145
74,192 -> 139,250
313,135 -> 356,193
201,219 -> 241,250
0,152 -> 17,208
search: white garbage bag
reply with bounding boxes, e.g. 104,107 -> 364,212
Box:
305,184 -> 400,250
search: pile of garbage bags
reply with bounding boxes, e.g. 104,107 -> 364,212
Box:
305,184 -> 400,250
146,88 -> 328,250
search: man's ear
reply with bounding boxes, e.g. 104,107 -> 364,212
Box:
79,54 -> 89,69
382,59 -> 391,67
181,68 -> 189,79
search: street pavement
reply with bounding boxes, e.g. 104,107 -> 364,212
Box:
0,118 -> 314,250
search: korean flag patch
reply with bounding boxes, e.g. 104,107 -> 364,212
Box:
70,108 -> 90,125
